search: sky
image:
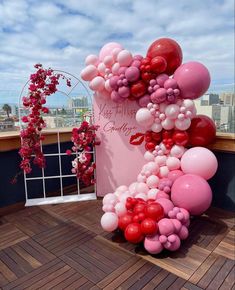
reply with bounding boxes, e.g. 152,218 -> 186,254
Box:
0,0 -> 234,106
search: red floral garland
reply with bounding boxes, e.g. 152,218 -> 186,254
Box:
66,121 -> 100,186
19,64 -> 71,174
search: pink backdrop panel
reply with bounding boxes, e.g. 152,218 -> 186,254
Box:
93,95 -> 146,196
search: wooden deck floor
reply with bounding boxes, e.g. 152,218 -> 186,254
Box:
0,200 -> 234,289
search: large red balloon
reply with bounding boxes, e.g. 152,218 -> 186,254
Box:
147,38 -> 182,75
130,80 -> 147,98
187,115 -> 216,146
124,223 -> 144,243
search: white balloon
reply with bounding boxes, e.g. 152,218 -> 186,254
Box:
161,118 -> 175,130
146,175 -> 159,188
159,166 -> 169,177
136,108 -> 154,127
175,118 -> 191,130
101,212 -> 118,232
147,188 -> 160,200
170,145 -> 185,158
115,202 -> 127,217
165,104 -> 180,119
166,157 -> 181,170
151,123 -> 162,133
144,151 -> 155,161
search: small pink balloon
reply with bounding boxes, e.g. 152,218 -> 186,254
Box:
117,50 -> 133,66
156,191 -> 170,200
144,234 -> 163,254
181,147 -> 218,180
138,94 -> 151,107
173,61 -> 211,100
164,234 -> 181,251
156,74 -> 169,87
158,218 -> 175,236
111,62 -> 120,75
151,88 -> 167,103
80,65 -> 98,81
111,91 -> 125,103
171,219 -> 182,233
171,174 -> 212,215
168,170 -> 184,182
164,78 -> 178,89
109,76 -> 119,90
178,225 -> 189,240
156,198 -> 174,215
125,66 -> 140,82
118,86 -> 130,98
112,47 -> 123,60
85,54 -> 99,66
165,104 -> 180,119
103,55 -> 114,67
99,42 -> 123,61
89,76 -> 105,91
131,60 -> 141,68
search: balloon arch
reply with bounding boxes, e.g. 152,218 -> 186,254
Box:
81,38 -> 218,254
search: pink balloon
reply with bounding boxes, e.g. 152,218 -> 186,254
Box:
117,50 -> 133,66
158,218 -> 175,236
136,182 -> 149,193
100,212 -> 118,232
156,74 -> 169,87
118,86 -> 130,98
161,118 -> 175,130
175,118 -> 191,130
109,76 -> 119,90
89,76 -> 105,91
103,193 -> 118,205
147,188 -> 159,199
171,174 -> 212,215
80,65 -> 98,81
85,54 -> 99,66
156,191 -> 170,200
156,198 -> 174,215
103,55 -> 114,67
178,225 -> 189,240
164,78 -> 178,89
171,219 -> 182,233
165,104 -> 180,119
125,66 -> 140,82
138,94 -> 151,107
99,42 -> 123,61
111,91 -> 125,103
170,145 -> 185,158
112,62 -> 120,75
144,234 -> 163,254
164,234 -> 181,251
173,61 -> 211,100
181,147 -> 218,180
136,108 -> 154,127
115,202 -> 127,217
168,170 -> 184,182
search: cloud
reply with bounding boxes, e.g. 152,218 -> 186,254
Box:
0,0 -> 234,104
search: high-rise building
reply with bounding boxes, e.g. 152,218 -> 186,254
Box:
68,96 -> 89,109
201,93 -> 220,105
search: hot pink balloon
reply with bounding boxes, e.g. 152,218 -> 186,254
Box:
173,61 -> 211,100
156,198 -> 174,215
125,66 -> 140,82
181,147 -> 218,180
144,234 -> 163,254
168,170 -> 184,182
99,42 -> 123,61
171,174 -> 212,215
138,94 -> 151,107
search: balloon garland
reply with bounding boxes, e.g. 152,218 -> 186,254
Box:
81,38 -> 218,254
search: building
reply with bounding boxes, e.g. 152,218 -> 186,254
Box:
68,96 -> 89,109
220,92 -> 235,106
200,93 -> 220,106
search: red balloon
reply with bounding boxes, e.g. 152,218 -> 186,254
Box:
118,213 -> 133,231
133,203 -> 146,214
130,80 -> 147,98
141,72 -> 156,83
172,130 -> 189,146
141,218 -> 158,235
151,132 -> 162,143
188,115 -> 216,146
145,142 -> 156,151
150,56 -> 167,74
145,203 -> 164,222
147,38 -> 182,75
124,223 -> 144,243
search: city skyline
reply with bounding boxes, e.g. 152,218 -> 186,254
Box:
0,0 -> 234,104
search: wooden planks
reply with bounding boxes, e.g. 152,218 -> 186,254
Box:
0,200 -> 234,289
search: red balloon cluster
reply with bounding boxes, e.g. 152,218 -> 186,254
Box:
119,197 -> 164,244
147,38 -> 183,75
144,129 -> 189,151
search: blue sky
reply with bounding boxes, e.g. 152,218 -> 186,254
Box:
0,0 -> 234,106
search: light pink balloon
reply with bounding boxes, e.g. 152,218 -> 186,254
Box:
111,91 -> 125,103
103,193 -> 118,205
146,175 -> 159,188
135,193 -> 147,201
155,156 -> 167,166
168,170 -> 184,182
159,166 -> 169,178
175,118 -> 191,130
95,89 -> 110,100
97,62 -> 106,76
117,50 -> 133,66
112,47 -> 123,60
181,147 -> 218,180
144,234 -> 163,254
178,225 -> 189,240
144,151 -> 155,161
156,191 -> 170,200
151,123 -> 163,133
115,202 -> 127,217
145,162 -> 159,174
136,108 -> 154,127
156,198 -> 174,215
170,145 -> 185,158
100,212 -> 118,232
85,54 -> 99,66
99,42 -> 123,61
165,104 -> 180,119
166,157 -> 181,170
103,55 -> 114,67
174,61 -> 211,100
80,65 -> 98,81
89,76 -> 105,91
111,62 -> 120,75
136,182 -> 149,193
161,118 -> 175,130
156,74 -> 169,87
147,188 -> 159,199
171,174 -> 212,215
